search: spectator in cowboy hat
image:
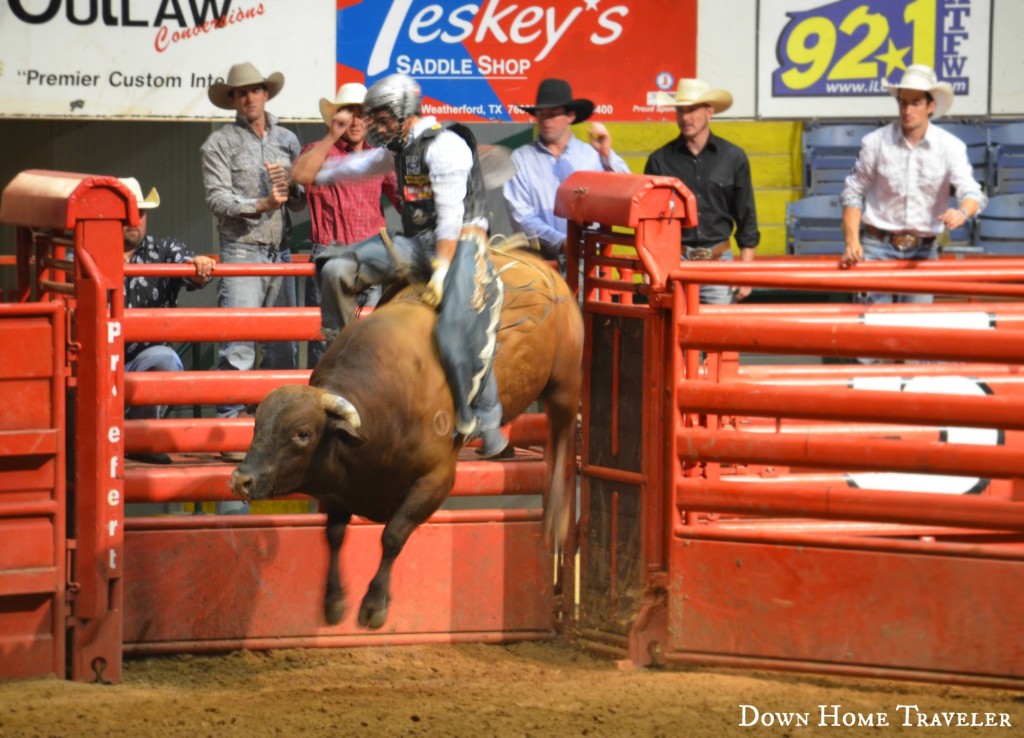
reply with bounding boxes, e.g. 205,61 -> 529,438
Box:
291,82 -> 401,368
839,64 -> 987,308
200,61 -> 306,485
644,78 -> 760,304
503,78 -> 630,271
120,177 -> 215,465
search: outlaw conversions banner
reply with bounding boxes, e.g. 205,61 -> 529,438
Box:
0,0 -> 334,119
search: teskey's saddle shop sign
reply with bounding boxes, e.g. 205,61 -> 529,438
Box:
332,0 -> 697,122
0,0 -> 699,122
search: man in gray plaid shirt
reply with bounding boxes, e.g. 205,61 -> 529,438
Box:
200,62 -> 306,431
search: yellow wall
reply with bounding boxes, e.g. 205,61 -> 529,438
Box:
603,121 -> 804,257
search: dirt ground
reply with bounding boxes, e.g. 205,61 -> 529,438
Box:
0,641 -> 1020,738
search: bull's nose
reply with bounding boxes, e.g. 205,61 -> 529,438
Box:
228,470 -> 254,500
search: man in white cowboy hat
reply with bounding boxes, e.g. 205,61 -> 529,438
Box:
504,78 -> 630,271
291,82 -> 401,368
840,64 -> 987,303
200,62 -> 306,455
645,78 -> 760,304
120,177 -> 215,465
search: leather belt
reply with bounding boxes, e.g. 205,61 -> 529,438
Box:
684,241 -> 732,261
863,224 -> 936,252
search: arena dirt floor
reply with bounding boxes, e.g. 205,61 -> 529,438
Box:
1,641 -> 1020,737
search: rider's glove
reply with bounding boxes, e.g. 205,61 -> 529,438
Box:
424,257 -> 450,308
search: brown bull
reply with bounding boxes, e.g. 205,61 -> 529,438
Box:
228,248 -> 583,629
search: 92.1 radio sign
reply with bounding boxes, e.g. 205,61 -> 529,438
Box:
771,0 -> 972,98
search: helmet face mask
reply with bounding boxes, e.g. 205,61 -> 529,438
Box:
364,74 -> 422,150
364,107 -> 402,150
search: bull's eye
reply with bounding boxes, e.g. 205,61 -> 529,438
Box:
294,429 -> 313,446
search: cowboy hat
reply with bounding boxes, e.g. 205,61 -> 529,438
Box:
519,79 -> 595,123
655,78 -> 733,113
118,177 -> 160,209
208,62 -> 285,110
318,82 -> 368,127
881,64 -> 954,119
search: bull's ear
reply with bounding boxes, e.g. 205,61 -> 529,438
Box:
327,416 -> 366,445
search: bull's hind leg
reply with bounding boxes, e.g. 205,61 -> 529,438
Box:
359,469 -> 454,629
324,505 -> 353,625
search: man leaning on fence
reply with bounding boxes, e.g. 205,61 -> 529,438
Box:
644,79 -> 760,304
839,64 -> 988,303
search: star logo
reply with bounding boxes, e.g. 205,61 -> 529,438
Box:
875,38 -> 910,78
583,0 -> 601,11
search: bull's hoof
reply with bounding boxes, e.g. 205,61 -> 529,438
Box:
324,596 -> 347,626
358,594 -> 391,630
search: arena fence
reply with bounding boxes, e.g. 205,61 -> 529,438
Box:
3,168 -> 1023,688
557,171 -> 1024,688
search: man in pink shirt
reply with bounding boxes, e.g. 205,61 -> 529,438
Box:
292,82 -> 401,366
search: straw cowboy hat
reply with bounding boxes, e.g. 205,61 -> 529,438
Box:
118,177 -> 160,209
655,78 -> 733,113
881,64 -> 954,119
208,62 -> 285,110
519,79 -> 595,123
319,82 -> 368,127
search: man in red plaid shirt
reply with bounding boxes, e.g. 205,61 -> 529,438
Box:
292,82 -> 401,366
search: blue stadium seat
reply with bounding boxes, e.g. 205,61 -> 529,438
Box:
802,123 -> 878,196
786,194 -> 844,255
975,193 -> 1024,255
935,121 -> 989,190
988,122 -> 1024,194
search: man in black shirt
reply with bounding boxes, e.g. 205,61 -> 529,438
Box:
644,79 -> 759,303
121,177 -> 215,463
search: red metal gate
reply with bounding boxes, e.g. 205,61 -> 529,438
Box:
0,301 -> 65,679
558,171 -> 1024,688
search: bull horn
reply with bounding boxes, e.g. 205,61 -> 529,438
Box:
318,389 -> 361,430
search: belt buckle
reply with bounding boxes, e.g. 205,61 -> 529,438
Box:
688,247 -> 714,261
890,233 -> 918,251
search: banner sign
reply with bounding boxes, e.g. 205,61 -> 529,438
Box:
334,0 -> 697,122
0,0 -> 334,119
758,0 -> 991,119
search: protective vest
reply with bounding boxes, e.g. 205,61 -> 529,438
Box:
397,123 -> 487,237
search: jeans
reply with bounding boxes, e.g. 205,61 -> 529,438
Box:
306,243 -> 382,369
854,231 -> 937,364
216,241 -> 293,418
125,344 -> 183,420
263,247 -> 298,371
683,249 -> 735,305
316,232 -> 433,333
854,232 -> 937,306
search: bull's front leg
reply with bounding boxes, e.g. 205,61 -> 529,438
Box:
359,471 -> 453,629
324,504 -> 352,625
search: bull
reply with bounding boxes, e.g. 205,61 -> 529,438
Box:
228,248 -> 583,629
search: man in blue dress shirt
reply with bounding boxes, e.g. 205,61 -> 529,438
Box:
503,79 -> 630,272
